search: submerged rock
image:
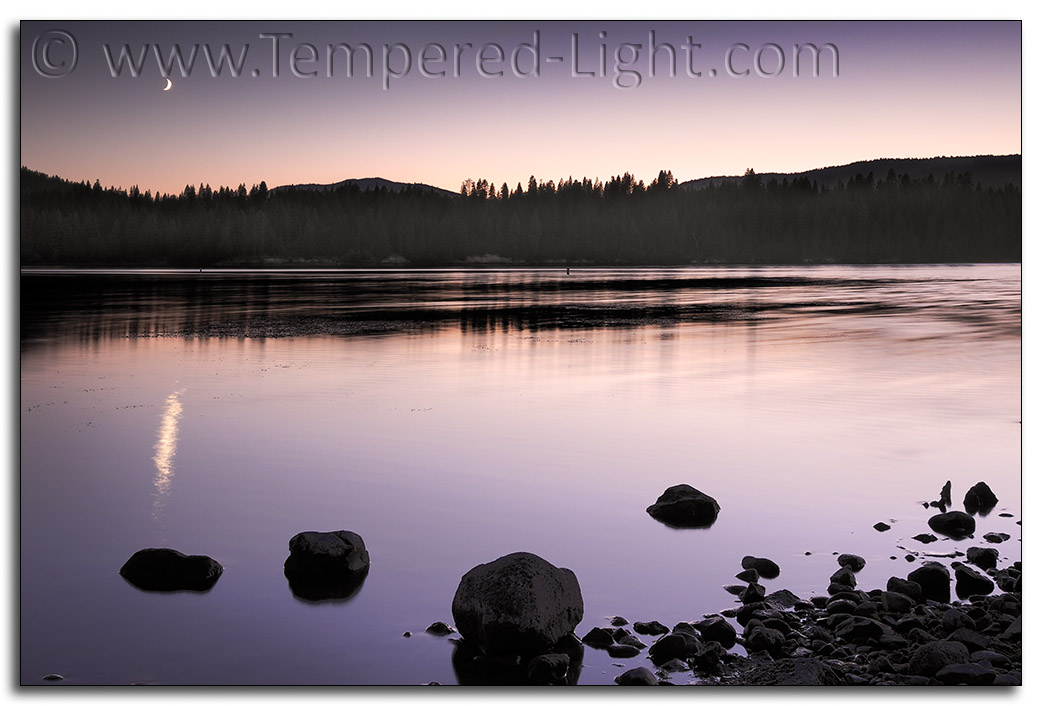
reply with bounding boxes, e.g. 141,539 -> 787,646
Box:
927,511 -> 975,539
119,548 -> 223,592
283,530 -> 370,601
912,533 -> 938,544
645,484 -> 720,528
964,481 -> 998,515
451,552 -> 583,656
873,522 -> 891,532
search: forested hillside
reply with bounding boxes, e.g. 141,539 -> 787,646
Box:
20,162 -> 1021,267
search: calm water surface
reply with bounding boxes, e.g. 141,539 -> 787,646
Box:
20,265 -> 1021,685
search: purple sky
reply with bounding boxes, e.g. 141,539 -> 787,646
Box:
20,20 -> 1021,195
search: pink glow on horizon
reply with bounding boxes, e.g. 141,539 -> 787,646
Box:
21,20 -> 1021,195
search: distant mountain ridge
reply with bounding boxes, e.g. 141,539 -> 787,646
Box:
679,155 -> 1021,191
272,176 -> 457,197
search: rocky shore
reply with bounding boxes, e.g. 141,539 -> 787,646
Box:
438,480 -> 1021,686
111,481 -> 1019,686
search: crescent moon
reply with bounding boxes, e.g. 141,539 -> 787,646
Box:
163,78 -> 173,91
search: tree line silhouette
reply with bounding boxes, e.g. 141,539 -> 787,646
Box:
20,164 -> 1020,266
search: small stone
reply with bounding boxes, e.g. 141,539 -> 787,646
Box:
646,484 -> 721,528
970,650 -> 1011,668
425,621 -> 455,636
935,662 -> 996,685
615,632 -> 646,649
615,667 -> 658,685
983,532 -> 1010,544
741,556 -> 780,579
402,632 -> 411,638
963,482 -> 998,515
912,533 -> 938,544
909,640 -> 970,677
998,512 -> 1014,518
939,480 -> 953,508
657,658 -> 690,673
837,554 -> 866,572
953,563 -> 995,598
886,576 -> 922,601
743,624 -> 786,657
610,616 -> 629,627
283,531 -> 369,601
694,616 -> 737,648
764,589 -> 802,609
581,626 -> 615,649
735,568 -> 759,583
830,567 -> 857,588
648,634 -> 697,666
633,620 -> 669,636
946,627 -> 989,653
879,591 -> 915,614
606,643 -> 641,658
928,511 -> 975,539
42,674 -> 63,681
873,522 -> 891,532
740,582 -> 766,604
908,561 -> 951,603
120,547 -> 224,592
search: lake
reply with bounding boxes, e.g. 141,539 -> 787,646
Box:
19,265 -> 1021,685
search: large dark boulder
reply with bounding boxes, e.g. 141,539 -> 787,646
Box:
963,481 -> 998,515
119,548 -> 223,592
927,511 -> 975,539
452,552 -> 583,656
646,484 -> 720,528
283,530 -> 370,601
